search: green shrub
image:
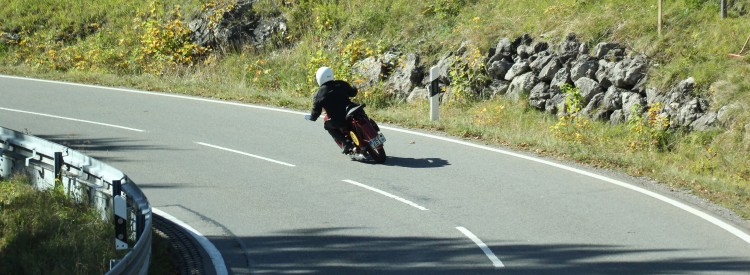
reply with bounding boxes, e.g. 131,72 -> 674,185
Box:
135,1 -> 209,74
0,176 -> 117,274
626,102 -> 674,152
550,84 -> 591,143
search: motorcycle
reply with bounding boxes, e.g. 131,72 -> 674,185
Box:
326,103 -> 387,164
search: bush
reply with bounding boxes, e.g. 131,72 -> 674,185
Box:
0,176 -> 116,274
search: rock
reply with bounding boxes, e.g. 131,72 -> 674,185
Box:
582,93 -> 606,119
570,55 -> 599,82
0,32 -> 20,44
506,72 -> 538,101
603,86 -> 626,111
406,87 -> 429,103
546,93 -> 567,115
609,54 -> 648,89
621,92 -> 646,119
593,42 -> 623,59
646,87 -> 661,106
352,57 -> 384,89
385,53 -> 424,99
690,112 -> 720,131
487,37 -> 514,65
504,61 -> 531,81
497,37 -> 514,53
252,16 -> 287,48
574,77 -> 604,106
595,60 -> 614,88
189,0 -> 287,50
488,80 -> 510,98
673,98 -> 705,128
610,110 -> 626,124
429,52 -> 456,86
530,54 -> 554,73
667,77 -> 697,105
532,41 -> 549,54
538,58 -> 562,82
557,32 -> 580,56
487,60 -> 514,80
517,45 -> 533,59
514,33 -> 533,48
550,67 -> 572,88
529,82 -> 551,110
632,74 -> 649,95
579,43 -> 590,55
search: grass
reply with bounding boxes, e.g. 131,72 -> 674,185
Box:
1,0 -> 750,220
0,175 -> 119,274
0,175 -> 177,273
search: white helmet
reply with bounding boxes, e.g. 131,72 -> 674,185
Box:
315,66 -> 334,86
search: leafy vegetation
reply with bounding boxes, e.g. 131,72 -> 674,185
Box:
1,0 -> 749,219
0,175 -> 117,274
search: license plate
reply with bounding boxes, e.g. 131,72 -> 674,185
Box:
369,133 -> 386,149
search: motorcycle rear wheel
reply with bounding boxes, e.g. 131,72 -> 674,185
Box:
367,147 -> 387,164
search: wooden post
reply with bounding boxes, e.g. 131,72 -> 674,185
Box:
721,0 -> 727,19
658,0 -> 663,36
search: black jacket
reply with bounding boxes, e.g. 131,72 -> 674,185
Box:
309,80 -> 358,122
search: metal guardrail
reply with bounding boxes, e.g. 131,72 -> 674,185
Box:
0,126 -> 152,274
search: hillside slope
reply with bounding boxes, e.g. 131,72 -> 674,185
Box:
1,0 -> 749,219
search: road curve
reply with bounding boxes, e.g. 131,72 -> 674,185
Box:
2,75 -> 749,274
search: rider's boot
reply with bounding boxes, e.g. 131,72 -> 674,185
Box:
342,138 -> 354,154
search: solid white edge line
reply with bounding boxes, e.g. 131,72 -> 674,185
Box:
456,226 -> 505,268
5,74 -> 749,245
382,126 -> 750,245
0,107 -> 145,132
152,208 -> 228,275
196,142 -> 296,167
342,179 -> 428,211
0,74 -> 305,115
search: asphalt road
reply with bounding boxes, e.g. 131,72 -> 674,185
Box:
2,75 -> 750,274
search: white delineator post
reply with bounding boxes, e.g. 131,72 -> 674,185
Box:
429,66 -> 441,121
113,180 -> 128,250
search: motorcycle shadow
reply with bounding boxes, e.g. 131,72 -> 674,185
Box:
377,156 -> 450,168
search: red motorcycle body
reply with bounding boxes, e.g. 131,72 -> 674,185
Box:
326,103 -> 387,163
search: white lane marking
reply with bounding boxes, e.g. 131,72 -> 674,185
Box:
6,75 -> 750,245
384,128 -> 750,245
152,208 -> 228,275
456,226 -> 505,268
0,106 -> 145,132
196,142 -> 296,167
342,179 -> 428,211
0,75 -> 304,115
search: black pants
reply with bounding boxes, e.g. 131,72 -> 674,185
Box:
324,119 -> 350,147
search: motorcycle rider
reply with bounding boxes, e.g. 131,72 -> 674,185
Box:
304,66 -> 358,154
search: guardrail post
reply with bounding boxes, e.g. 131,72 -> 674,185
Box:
429,66 -> 441,122
113,180 -> 129,250
54,152 -> 63,189
136,214 -> 145,240
0,143 -> 11,178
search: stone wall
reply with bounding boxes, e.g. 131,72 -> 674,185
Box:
354,33 -> 720,132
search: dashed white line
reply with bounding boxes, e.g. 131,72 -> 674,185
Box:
5,75 -> 750,245
0,107 -> 145,132
456,226 -> 505,269
342,179 -> 428,211
383,126 -> 750,245
196,142 -> 296,167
